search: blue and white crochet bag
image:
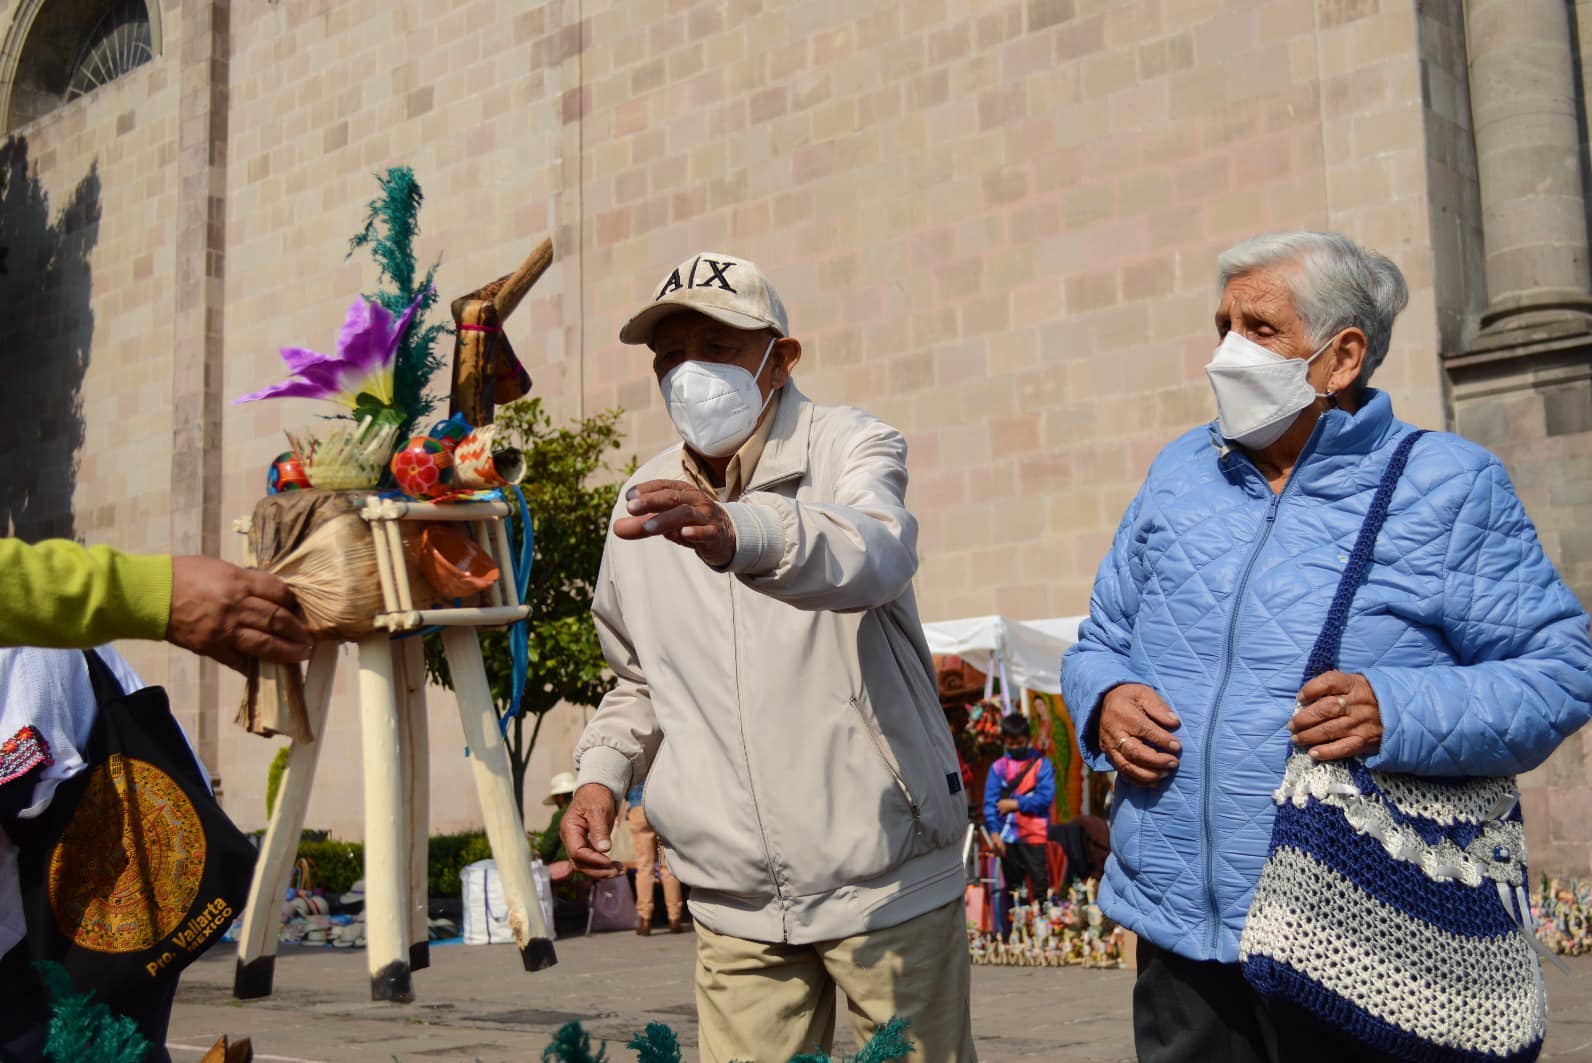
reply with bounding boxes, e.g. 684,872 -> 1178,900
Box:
1240,431 -> 1556,1063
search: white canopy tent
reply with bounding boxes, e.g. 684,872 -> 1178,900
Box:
922,614 -> 1098,814
920,615 -> 1085,697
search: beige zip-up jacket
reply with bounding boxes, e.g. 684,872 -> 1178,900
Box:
574,384 -> 968,945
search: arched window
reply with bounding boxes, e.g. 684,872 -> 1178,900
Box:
4,0 -> 158,131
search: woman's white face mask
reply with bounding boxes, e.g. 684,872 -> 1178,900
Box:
1204,330 -> 1336,449
659,337 -> 777,458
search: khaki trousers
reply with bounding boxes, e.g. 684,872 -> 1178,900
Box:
629,803 -> 683,924
694,899 -> 976,1063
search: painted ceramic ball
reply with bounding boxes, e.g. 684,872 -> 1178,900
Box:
267,452 -> 310,495
391,436 -> 454,499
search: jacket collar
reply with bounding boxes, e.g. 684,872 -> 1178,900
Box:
745,381 -> 814,492
1205,388 -> 1400,463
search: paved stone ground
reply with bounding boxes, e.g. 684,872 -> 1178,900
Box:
167,933 -> 1592,1062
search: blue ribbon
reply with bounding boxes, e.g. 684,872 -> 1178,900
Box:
502,485 -> 534,735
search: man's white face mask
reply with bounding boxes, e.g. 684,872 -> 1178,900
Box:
659,337 -> 777,458
1204,329 -> 1336,449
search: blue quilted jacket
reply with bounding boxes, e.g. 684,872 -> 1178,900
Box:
1062,390 -> 1592,964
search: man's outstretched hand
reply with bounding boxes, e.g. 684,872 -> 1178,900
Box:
560,782 -> 624,879
613,480 -> 736,568
166,556 -> 313,673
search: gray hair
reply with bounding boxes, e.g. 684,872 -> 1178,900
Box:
1215,232 -> 1409,384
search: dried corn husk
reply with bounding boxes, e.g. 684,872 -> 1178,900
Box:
268,513 -> 388,639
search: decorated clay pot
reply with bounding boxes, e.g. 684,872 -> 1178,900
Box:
453,425 -> 526,489
267,451 -> 311,495
418,525 -> 500,598
390,436 -> 454,499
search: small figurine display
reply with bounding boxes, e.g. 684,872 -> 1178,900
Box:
966,880 -> 1126,968
1536,877 -> 1592,957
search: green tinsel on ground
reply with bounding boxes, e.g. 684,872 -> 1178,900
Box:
627,1023 -> 683,1063
37,961 -> 150,1063
542,1018 -> 912,1063
346,165 -> 447,442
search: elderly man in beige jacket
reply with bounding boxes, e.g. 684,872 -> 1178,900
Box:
561,252 -> 975,1062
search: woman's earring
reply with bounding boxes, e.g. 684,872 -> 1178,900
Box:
1325,390 -> 1339,409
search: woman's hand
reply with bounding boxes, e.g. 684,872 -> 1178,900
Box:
1099,683 -> 1181,785
1290,671 -> 1382,761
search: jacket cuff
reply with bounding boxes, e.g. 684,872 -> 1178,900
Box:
1073,670 -> 1143,773
105,549 -> 175,641
1357,665 -> 1425,774
574,744 -> 633,805
721,501 -> 786,575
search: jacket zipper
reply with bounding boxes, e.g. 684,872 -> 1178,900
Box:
726,578 -> 788,933
850,697 -> 924,836
1199,432 -> 1319,953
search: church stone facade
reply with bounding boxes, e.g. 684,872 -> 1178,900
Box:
1,0 -> 1590,875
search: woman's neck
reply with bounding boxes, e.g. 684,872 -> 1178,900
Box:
1246,389 -> 1362,492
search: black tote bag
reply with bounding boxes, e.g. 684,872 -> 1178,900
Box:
3,651 -> 256,999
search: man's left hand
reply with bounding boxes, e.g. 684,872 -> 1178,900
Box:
1290,670 -> 1382,761
996,798 -> 1019,814
613,480 -> 736,568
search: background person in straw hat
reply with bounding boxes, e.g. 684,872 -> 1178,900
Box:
561,252 -> 975,1062
534,771 -> 578,873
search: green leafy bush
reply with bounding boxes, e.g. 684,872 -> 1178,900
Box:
294,839 -> 365,896
265,746 -> 290,818
427,830 -> 492,898
288,829 -> 510,900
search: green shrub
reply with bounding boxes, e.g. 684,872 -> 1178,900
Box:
428,830 -> 492,898
294,839 -> 365,896
264,747 -> 290,819
286,829 -> 512,900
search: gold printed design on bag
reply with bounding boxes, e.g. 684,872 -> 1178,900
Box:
47,754 -> 207,953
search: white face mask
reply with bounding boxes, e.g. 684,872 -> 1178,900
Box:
660,337 -> 777,458
1204,330 -> 1336,449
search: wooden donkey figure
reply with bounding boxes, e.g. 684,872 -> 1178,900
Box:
449,237 -> 553,428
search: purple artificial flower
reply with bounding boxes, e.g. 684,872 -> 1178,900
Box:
233,288 -> 430,410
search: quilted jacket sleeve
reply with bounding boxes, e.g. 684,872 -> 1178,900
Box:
1063,486 -> 1152,773
982,762 -> 1004,833
1361,458 -> 1592,776
573,547 -> 661,803
721,418 -> 918,613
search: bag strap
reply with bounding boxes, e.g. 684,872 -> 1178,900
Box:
1301,430 -> 1427,685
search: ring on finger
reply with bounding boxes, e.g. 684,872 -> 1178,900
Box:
1115,735 -> 1130,752
1337,694 -> 1348,715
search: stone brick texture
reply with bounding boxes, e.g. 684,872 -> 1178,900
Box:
0,0 -> 1584,869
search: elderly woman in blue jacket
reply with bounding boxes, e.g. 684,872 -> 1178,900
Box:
1062,231 -> 1592,1063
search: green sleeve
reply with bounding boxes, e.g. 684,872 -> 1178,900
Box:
0,538 -> 174,647
535,806 -> 566,862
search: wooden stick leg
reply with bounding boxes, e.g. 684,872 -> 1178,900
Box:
440,627 -> 557,971
359,635 -> 413,1002
234,644 -> 339,999
397,635 -> 431,971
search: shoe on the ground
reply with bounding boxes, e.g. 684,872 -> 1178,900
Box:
636,917 -> 652,936
668,920 -> 683,933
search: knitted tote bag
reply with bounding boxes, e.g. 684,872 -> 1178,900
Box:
1239,430 -> 1556,1063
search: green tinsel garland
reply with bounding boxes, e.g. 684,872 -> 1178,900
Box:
346,165 -> 448,442
37,961 -> 150,1063
542,1018 -> 912,1063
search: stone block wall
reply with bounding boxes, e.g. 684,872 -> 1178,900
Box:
6,0 -> 1553,843
0,0 -> 183,701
